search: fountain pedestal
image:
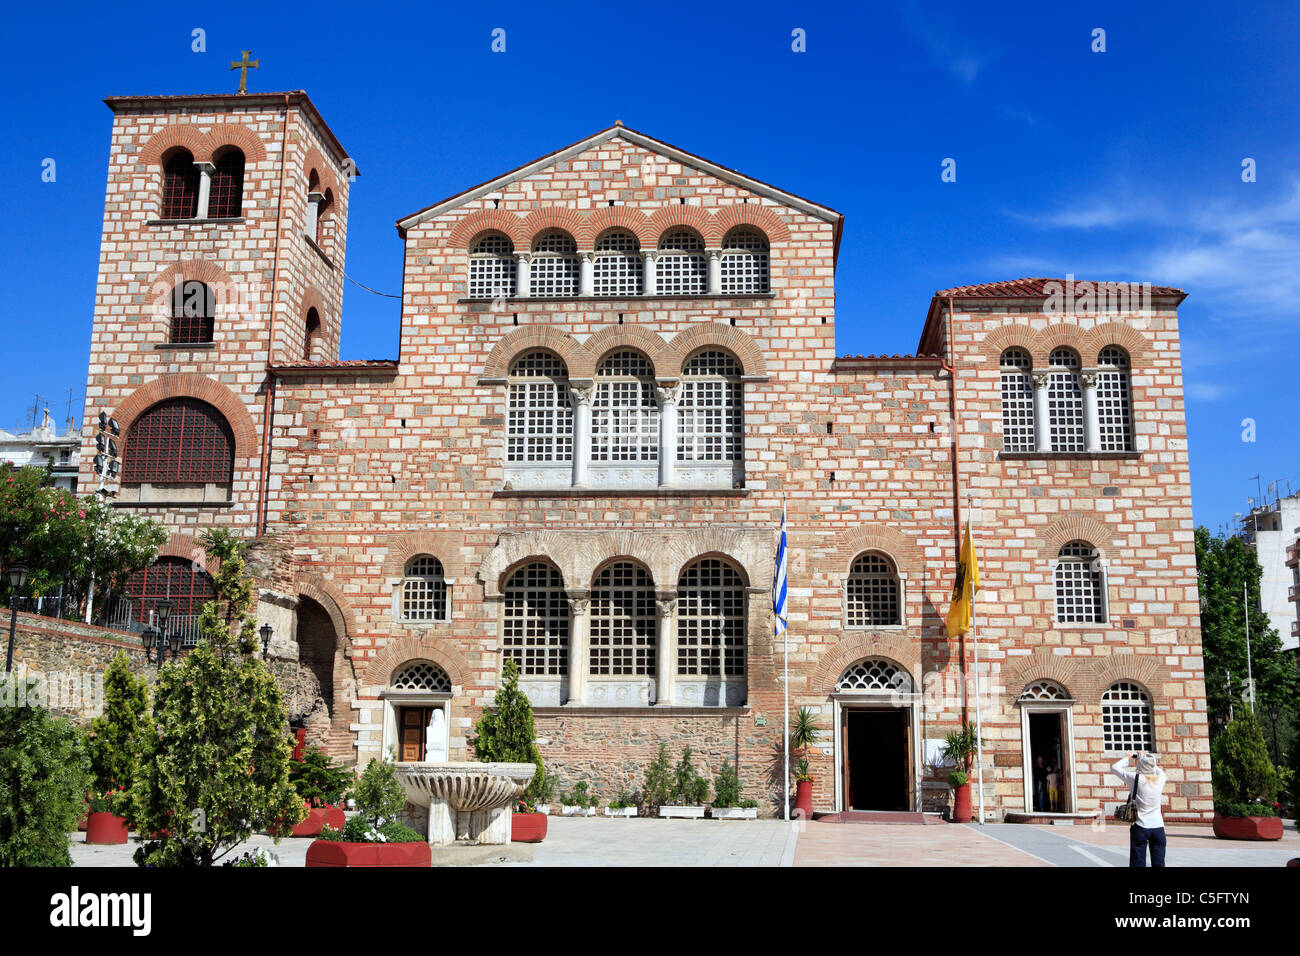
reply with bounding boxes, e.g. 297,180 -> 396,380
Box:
396,762 -> 536,847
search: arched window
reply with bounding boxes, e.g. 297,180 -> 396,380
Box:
589,562 -> 656,677
468,233 -> 516,299
317,188 -> 334,244
160,149 -> 200,220
401,555 -> 448,622
1047,348 -> 1085,452
170,280 -> 215,345
720,227 -> 769,294
593,230 -> 642,296
502,562 -> 569,676
1054,540 -> 1106,623
123,556 -> 215,644
507,351 -> 573,464
592,351 -> 658,463
836,658 -> 913,693
391,660 -> 452,692
122,399 -> 235,485
845,552 -> 901,627
1102,681 -> 1154,752
1019,679 -> 1070,701
208,147 -> 245,219
656,230 -> 707,295
678,350 -> 743,464
1096,346 -> 1133,452
304,308 -> 321,360
676,558 -> 745,677
1000,348 -> 1035,452
529,231 -> 579,297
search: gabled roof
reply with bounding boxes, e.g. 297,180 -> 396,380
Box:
394,123 -> 843,247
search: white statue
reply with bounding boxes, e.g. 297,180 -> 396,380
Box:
425,708 -> 448,762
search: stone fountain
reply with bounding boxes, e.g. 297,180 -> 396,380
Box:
395,762 -> 536,847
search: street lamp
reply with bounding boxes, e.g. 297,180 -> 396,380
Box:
143,599 -> 179,666
259,623 -> 273,660
5,563 -> 28,673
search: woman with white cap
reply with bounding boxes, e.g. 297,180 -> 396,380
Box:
1112,752 -> 1168,867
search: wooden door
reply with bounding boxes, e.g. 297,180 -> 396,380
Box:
400,707 -> 432,762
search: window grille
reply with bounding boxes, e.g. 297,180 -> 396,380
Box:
160,152 -> 200,219
845,553 -> 901,627
1054,540 -> 1105,623
593,351 -> 658,462
529,231 -> 579,297
170,280 -> 215,344
836,658 -> 912,692
676,558 -> 745,677
656,230 -> 707,295
1102,681 -> 1153,752
401,555 -> 448,622
589,562 -> 656,676
719,228 -> 769,294
507,351 -> 573,463
1096,347 -> 1133,452
593,231 -> 643,296
122,399 -> 234,484
1000,348 -> 1035,452
391,660 -> 452,692
678,351 -> 742,463
208,149 -> 244,219
1019,680 -> 1069,701
469,233 -> 517,299
502,562 -> 569,676
124,557 -> 215,634
1047,348 -> 1085,452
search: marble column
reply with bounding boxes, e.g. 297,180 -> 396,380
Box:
642,251 -> 657,296
194,161 -> 215,220
305,190 -> 325,240
570,382 -> 593,488
1031,370 -> 1052,453
579,252 -> 594,296
1081,369 -> 1101,452
655,595 -> 677,706
515,253 -> 530,298
567,594 -> 590,705
707,249 -> 722,294
656,381 -> 681,487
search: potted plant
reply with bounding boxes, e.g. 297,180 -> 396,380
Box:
605,789 -> 638,817
1211,711 -> 1284,841
85,652 -> 149,845
85,787 -> 130,845
941,723 -> 983,823
277,746 -> 352,837
305,758 -> 431,867
659,746 -> 710,819
790,706 -> 820,819
560,781 -> 597,816
709,758 -> 758,819
642,742 -> 673,817
470,658 -> 548,843
532,770 -> 556,816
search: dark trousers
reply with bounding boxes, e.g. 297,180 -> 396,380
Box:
1129,824 -> 1166,867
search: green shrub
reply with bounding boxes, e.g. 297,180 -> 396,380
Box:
669,746 -> 710,806
470,658 -> 546,801
948,770 -> 969,787
86,651 -> 151,818
642,742 -> 672,812
354,758 -> 407,826
608,789 -> 637,810
712,758 -> 742,808
1211,710 -> 1280,813
0,676 -> 93,866
561,780 -> 594,807
1214,799 -> 1277,818
290,746 -> 353,806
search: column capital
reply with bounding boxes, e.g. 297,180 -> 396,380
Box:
655,381 -> 683,405
1080,368 -> 1100,388
193,160 -> 216,173
568,592 -> 591,615
1030,369 -> 1052,389
655,597 -> 677,619
707,248 -> 721,260
569,382 -> 595,406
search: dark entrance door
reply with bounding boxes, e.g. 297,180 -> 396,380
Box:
844,708 -> 910,811
1027,711 -> 1070,812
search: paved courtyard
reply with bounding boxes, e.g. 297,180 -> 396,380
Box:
67,817 -> 1299,868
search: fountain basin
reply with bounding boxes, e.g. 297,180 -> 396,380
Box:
395,762 -> 536,846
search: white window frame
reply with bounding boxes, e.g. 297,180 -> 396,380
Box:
1052,541 -> 1110,625
592,351 -> 659,465
677,351 -> 743,487
502,561 -> 570,678
394,555 -> 452,624
1046,348 -> 1085,452
506,351 -> 573,466
719,227 -> 770,294
1095,347 -> 1133,452
468,233 -> 517,299
843,553 -> 906,629
655,230 -> 707,295
1000,348 -> 1036,453
529,231 -> 579,297
1101,681 -> 1155,753
593,230 -> 643,296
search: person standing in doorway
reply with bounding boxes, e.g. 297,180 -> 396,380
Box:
1032,755 -> 1048,811
1046,764 -> 1061,812
1112,752 -> 1168,867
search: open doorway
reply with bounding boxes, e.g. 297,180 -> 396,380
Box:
1026,710 -> 1072,812
842,708 -> 911,811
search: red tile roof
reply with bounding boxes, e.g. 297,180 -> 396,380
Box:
935,277 -> 1184,297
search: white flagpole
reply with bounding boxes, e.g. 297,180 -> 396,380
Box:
782,500 -> 790,822
970,494 -> 985,826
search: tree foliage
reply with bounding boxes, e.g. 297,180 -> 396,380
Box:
469,657 -> 545,800
1211,710 -> 1280,815
86,651 -> 151,817
642,742 -> 672,813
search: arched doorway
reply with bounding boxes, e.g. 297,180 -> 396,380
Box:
832,657 -> 920,812
295,594 -> 349,760
1017,679 -> 1077,813
380,660 -> 454,763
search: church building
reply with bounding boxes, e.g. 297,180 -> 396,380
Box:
80,89 -> 1213,820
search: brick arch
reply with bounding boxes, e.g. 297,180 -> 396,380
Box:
570,531 -> 663,590
364,636 -> 471,691
1037,514 -> 1119,560
659,527 -> 770,588
579,206 -> 654,247
481,325 -> 586,380
813,635 -> 921,696
113,373 -> 259,470
664,324 -> 767,378
478,536 -> 574,599
1003,648 -> 1083,703
153,531 -> 223,578
1033,325 -> 1089,366
447,209 -> 528,249
521,208 -> 586,248
571,324 -> 668,380
831,525 -> 923,578
301,147 -> 341,198
296,572 -> 359,654
649,207 -> 714,246
980,323 -> 1039,361
1086,655 -> 1170,709
380,530 -> 469,580
299,286 -> 330,325
1082,322 -> 1152,365
710,204 -> 791,244
140,125 -> 209,166
199,123 -> 267,164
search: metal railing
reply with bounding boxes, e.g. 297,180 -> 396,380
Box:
13,594 -> 206,648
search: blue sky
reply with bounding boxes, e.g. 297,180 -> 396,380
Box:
2,0 -> 1297,530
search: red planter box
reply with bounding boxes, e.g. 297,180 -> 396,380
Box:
279,805 -> 346,838
305,840 -> 431,867
85,812 -> 129,845
1212,813 -> 1283,841
512,812 -> 548,843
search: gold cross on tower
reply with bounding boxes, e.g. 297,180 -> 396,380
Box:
230,50 -> 260,94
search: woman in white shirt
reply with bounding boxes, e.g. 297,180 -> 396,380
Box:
1112,753 -> 1168,867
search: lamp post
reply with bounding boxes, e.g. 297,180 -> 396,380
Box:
143,598 -> 180,666
5,564 -> 29,673
259,623 -> 273,661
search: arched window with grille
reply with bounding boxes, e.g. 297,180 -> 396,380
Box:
506,351 -> 573,465
845,552 -> 902,627
468,233 -> 516,299
390,660 -> 452,692
1047,348 -> 1085,451
304,308 -> 321,360
208,147 -> 245,219
1054,540 -> 1107,623
676,558 -> 746,678
589,561 -> 656,677
1000,348 -> 1035,452
123,557 -> 215,646
529,231 -> 579,297
401,555 -> 448,622
678,350 -> 743,479
720,227 -> 769,294
122,399 -> 235,488
170,280 -> 215,345
502,562 -> 569,676
656,230 -> 707,295
592,350 -> 658,464
1102,681 -> 1154,752
160,149 -> 200,220
593,230 -> 643,296
836,658 -> 913,693
1096,346 -> 1133,452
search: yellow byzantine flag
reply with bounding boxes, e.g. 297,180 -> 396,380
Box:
945,521 -> 981,637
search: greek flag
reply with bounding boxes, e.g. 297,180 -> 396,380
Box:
772,504 -> 788,636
